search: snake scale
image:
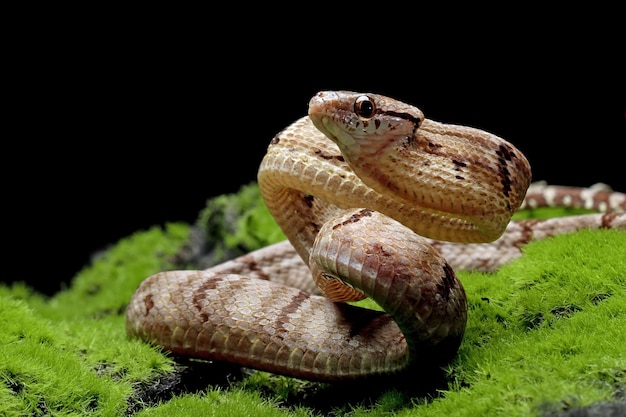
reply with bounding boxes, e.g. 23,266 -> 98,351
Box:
126,91 -> 626,382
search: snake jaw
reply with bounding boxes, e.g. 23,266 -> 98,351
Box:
310,112 -> 359,158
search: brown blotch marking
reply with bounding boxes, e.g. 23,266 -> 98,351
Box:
516,219 -> 541,248
239,254 -> 270,281
452,159 -> 467,168
452,159 -> 466,178
600,213 -> 618,228
427,141 -> 442,150
275,291 -> 311,339
143,294 -> 154,316
495,143 -> 517,161
192,275 -> 225,320
499,177 -> 512,197
303,194 -> 315,208
270,136 -> 280,145
436,263 -> 457,301
332,209 -> 374,230
422,139 -> 447,156
495,143 -> 516,197
309,221 -> 321,234
314,149 -> 345,162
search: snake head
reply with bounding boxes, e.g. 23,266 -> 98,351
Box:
308,91 -> 424,162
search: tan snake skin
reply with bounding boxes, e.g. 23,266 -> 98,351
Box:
126,91 -> 625,382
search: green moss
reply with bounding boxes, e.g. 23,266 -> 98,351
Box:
511,206 -> 596,220
196,182 -> 285,258
134,388 -> 314,417
425,228 -> 626,417
44,222 -> 189,321
1,184 -> 624,416
0,297 -> 130,416
1,223 -> 188,416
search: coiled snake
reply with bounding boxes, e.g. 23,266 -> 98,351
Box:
126,91 -> 626,382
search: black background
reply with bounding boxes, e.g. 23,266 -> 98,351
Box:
6,12 -> 625,296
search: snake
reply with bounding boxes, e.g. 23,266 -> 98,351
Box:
125,91 -> 626,382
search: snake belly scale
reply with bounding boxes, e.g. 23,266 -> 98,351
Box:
125,91 -> 625,382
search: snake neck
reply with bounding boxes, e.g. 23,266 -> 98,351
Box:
258,116 -> 525,275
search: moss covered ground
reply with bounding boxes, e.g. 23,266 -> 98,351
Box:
1,183 -> 624,416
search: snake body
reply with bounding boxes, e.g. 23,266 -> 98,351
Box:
126,91 -> 625,382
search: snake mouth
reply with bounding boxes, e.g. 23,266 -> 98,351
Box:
308,92 -> 341,129
310,113 -> 359,155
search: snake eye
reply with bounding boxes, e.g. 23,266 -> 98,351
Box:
354,95 -> 376,120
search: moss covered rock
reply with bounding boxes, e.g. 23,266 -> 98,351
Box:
1,184 -> 624,417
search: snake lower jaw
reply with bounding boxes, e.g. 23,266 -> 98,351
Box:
308,113 -> 358,158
